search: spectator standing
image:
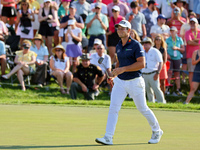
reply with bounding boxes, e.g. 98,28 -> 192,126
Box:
91,0 -> 108,15
85,3 -> 108,51
167,7 -> 187,36
107,0 -> 129,18
30,34 -> 49,86
174,0 -> 188,22
139,0 -> 148,12
2,40 -> 37,91
185,18 -> 200,90
1,0 -> 17,26
65,19 -> 82,73
156,0 -> 175,19
166,26 -> 185,95
130,29 -> 141,42
0,36 -> 6,76
107,5 -> 124,64
184,41 -> 200,104
70,53 -> 104,100
58,0 -> 71,20
50,44 -> 73,94
16,0 -> 35,47
150,14 -> 170,40
126,1 -> 146,40
71,0 -> 91,16
142,0 -> 158,38
154,34 -> 168,95
141,37 -> 166,103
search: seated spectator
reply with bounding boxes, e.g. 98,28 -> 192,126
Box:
90,0 -> 108,15
70,53 -> 104,100
167,7 -> 187,36
184,41 -> 200,104
141,37 -> 166,103
16,0 -> 35,47
153,34 -> 168,95
65,19 -> 82,73
150,14 -> 170,40
85,2 -> 108,51
173,0 -> 188,22
166,26 -> 185,96
49,44 -> 73,94
126,1 -> 146,40
30,34 -> 49,86
130,29 -> 141,42
2,40 -> 37,91
107,5 -> 124,64
0,19 -> 8,36
0,35 -> 6,76
107,0 -> 129,18
142,0 -> 158,38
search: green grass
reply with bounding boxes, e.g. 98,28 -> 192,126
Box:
0,105 -> 200,150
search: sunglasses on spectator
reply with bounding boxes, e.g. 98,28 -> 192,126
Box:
55,49 -> 62,52
95,7 -> 100,9
155,38 -> 161,41
97,47 -> 103,50
34,39 -> 41,41
23,47 -> 29,49
112,10 -> 117,13
21,3 -> 27,6
190,22 -> 196,25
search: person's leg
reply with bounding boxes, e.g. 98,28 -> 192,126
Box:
17,69 -> 26,91
65,71 -> 73,94
0,57 -> 7,75
189,72 -> 194,90
72,57 -> 78,73
70,82 -> 82,99
160,79 -> 165,95
84,90 -> 95,100
88,35 -> 95,52
185,82 -> 199,103
108,46 -> 116,64
3,64 -> 25,79
52,71 -> 65,93
143,74 -> 155,102
53,29 -> 59,46
174,71 -> 180,90
105,77 -> 127,138
1,16 -> 7,24
47,36 -> 53,55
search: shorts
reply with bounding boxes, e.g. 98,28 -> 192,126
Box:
29,66 -> 36,75
107,32 -> 120,47
1,6 -> 17,17
187,58 -> 195,72
38,24 -> 54,37
169,59 -> 181,72
182,58 -> 187,64
52,26 -> 59,32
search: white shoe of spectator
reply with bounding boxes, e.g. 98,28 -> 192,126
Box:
148,130 -> 163,144
95,135 -> 113,145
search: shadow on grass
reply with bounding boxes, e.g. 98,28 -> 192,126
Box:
0,143 -> 147,149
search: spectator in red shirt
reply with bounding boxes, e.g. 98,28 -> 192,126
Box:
167,7 -> 186,36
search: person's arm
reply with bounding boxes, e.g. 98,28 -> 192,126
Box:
73,77 -> 88,92
192,50 -> 200,65
187,39 -> 199,46
112,56 -> 145,76
142,24 -> 146,39
47,9 -> 57,23
175,45 -> 185,53
0,54 -> 6,59
71,31 -> 82,42
38,8 -> 49,22
14,55 -> 20,64
163,48 -> 167,64
153,61 -> 163,80
16,11 -> 22,24
97,15 -> 107,31
86,15 -> 96,29
63,58 -> 70,73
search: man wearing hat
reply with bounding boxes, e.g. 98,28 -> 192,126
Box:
141,37 -> 166,103
70,53 -> 104,100
185,18 -> 200,90
85,2 -> 108,51
150,14 -> 170,40
96,20 -> 163,145
90,0 -> 108,15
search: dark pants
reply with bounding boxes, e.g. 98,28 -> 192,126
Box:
31,63 -> 47,85
70,82 -> 95,100
88,34 -> 106,52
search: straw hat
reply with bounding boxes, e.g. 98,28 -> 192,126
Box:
33,34 -> 43,43
52,44 -> 66,54
22,40 -> 31,48
141,37 -> 153,45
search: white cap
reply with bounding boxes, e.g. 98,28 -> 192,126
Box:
115,20 -> 131,29
94,38 -> 102,45
44,0 -> 51,3
190,18 -> 198,24
112,5 -> 120,12
68,19 -> 76,25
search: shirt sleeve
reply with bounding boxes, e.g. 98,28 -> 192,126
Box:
102,15 -> 109,27
135,42 -> 145,59
43,46 -> 49,56
141,13 -> 146,24
85,14 -> 91,24
179,37 -> 184,45
155,49 -> 163,63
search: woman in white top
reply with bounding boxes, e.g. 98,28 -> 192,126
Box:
50,44 -> 73,94
65,19 -> 82,73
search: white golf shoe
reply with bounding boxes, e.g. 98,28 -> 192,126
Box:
95,136 -> 113,145
148,130 -> 163,144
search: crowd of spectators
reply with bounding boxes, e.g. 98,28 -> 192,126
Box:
0,0 -> 200,104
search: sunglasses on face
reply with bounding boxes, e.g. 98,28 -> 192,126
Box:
95,7 -> 100,9
155,38 -> 161,41
34,39 -> 41,41
23,47 -> 29,49
97,47 -> 103,50
190,22 -> 196,25
55,49 -> 62,52
117,28 -> 127,31
112,10 -> 117,13
21,3 -> 27,6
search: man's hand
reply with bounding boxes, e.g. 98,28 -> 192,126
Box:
153,73 -> 159,81
81,84 -> 88,92
172,46 -> 179,50
112,67 -> 125,76
107,77 -> 114,88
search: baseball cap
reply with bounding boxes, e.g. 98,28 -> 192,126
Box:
112,5 -> 120,12
148,0 -> 158,6
190,18 -> 198,24
94,38 -> 102,45
170,26 -> 178,31
95,2 -> 102,8
44,0 -> 51,3
141,37 -> 153,45
68,19 -> 76,25
80,53 -> 91,60
115,20 -> 131,29
157,14 -> 166,20
69,3 -> 76,9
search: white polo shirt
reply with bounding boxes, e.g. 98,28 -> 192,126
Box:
150,24 -> 170,35
142,47 -> 163,73
90,53 -> 111,74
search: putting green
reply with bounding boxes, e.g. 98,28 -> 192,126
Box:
0,105 -> 199,150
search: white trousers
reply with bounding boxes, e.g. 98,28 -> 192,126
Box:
105,77 -> 161,138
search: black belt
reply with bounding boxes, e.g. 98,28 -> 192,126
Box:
142,71 -> 157,75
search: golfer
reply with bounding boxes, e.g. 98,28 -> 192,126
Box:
95,20 -> 163,145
